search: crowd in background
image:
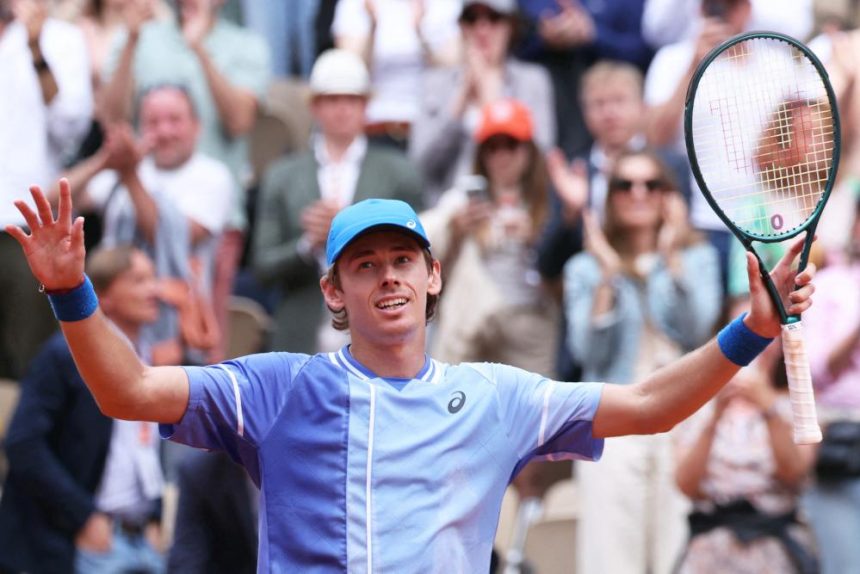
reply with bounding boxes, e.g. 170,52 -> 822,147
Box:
1,0 -> 860,572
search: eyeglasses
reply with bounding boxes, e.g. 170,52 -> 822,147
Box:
460,7 -> 506,25
482,135 -> 523,153
608,177 -> 666,194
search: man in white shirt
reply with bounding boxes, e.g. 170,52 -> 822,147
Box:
0,0 -> 92,378
60,84 -> 233,364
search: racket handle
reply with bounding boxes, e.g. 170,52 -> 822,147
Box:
781,322 -> 823,444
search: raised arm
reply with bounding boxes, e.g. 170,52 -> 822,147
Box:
183,9 -> 259,138
5,180 -> 189,423
101,0 -> 152,122
593,236 -> 816,438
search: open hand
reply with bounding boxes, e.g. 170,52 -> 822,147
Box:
124,0 -> 155,38
5,180 -> 86,292
546,149 -> 587,221
583,209 -> 621,279
181,0 -> 213,49
656,191 -> 688,257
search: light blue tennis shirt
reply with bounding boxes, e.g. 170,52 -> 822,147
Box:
160,347 -> 605,573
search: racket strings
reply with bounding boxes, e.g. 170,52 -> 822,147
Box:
690,36 -> 836,237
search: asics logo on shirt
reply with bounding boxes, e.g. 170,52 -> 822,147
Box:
447,391 -> 466,414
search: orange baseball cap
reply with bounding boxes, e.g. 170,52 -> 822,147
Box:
474,99 -> 534,144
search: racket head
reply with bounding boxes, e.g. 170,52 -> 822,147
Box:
685,31 -> 840,244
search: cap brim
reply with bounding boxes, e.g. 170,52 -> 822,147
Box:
328,221 -> 430,267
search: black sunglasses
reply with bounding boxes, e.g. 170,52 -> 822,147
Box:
482,135 -> 523,153
608,177 -> 666,193
460,7 -> 506,25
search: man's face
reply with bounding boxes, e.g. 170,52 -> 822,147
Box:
101,251 -> 160,327
583,77 -> 644,149
311,95 -> 368,142
322,230 -> 441,346
139,88 -> 199,170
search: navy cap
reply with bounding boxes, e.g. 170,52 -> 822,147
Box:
325,199 -> 431,266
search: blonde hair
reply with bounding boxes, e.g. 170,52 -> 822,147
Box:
580,60 -> 644,104
603,150 -> 703,270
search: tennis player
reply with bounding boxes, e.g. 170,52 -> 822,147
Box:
7,181 -> 816,572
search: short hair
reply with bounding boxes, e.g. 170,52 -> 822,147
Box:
137,83 -> 199,121
580,60 -> 644,104
86,245 -> 137,295
324,248 -> 439,331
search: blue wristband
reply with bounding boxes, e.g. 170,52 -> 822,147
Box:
717,312 -> 774,366
47,276 -> 99,322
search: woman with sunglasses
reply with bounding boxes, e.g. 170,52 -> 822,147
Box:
564,149 -> 723,574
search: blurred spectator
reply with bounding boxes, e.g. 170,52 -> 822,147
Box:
239,0 -> 319,78
167,450 -> 257,574
642,0 -> 813,50
0,246 -> 165,574
802,196 -> 860,574
334,0 -> 461,151
73,0 -> 169,88
516,0 -> 653,157
644,0 -> 752,289
538,60 -> 692,280
59,85 -> 233,365
100,0 -> 270,361
537,60 -> 693,381
0,0 -> 92,380
252,49 -> 423,354
410,0 -> 554,203
422,99 -> 556,374
674,344 -> 818,574
564,150 -> 722,574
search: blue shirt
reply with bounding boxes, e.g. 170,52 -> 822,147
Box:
161,347 -> 604,573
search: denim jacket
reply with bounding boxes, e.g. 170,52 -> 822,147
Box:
564,242 -> 722,384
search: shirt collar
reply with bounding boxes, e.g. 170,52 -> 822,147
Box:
331,345 -> 436,383
313,134 -> 368,168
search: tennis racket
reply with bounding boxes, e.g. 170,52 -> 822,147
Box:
685,31 -> 840,444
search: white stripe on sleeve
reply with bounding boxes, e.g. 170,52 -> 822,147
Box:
538,381 -> 556,447
217,364 -> 244,437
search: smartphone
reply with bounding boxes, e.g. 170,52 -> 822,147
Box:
459,174 -> 488,201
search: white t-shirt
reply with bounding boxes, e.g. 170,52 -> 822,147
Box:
332,0 -> 460,124
87,153 -> 234,237
0,19 -> 92,227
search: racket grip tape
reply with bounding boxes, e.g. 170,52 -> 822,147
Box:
782,322 -> 823,444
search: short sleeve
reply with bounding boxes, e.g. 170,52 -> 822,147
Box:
485,364 -> 605,465
159,352 -> 310,480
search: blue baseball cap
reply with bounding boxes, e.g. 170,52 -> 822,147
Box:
325,199 -> 431,266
